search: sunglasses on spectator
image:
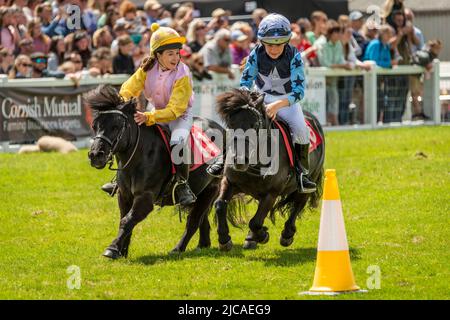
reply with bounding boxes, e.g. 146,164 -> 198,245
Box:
196,25 -> 206,30
71,59 -> 82,64
194,60 -> 204,66
20,63 -> 32,67
32,58 -> 47,64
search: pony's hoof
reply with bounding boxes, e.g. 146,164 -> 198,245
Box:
219,239 -> 233,252
169,247 -> 182,255
243,240 -> 257,250
259,231 -> 270,244
280,236 -> 294,247
103,248 -> 120,260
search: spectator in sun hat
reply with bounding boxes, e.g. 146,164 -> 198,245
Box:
199,28 -> 234,79
230,29 -> 250,65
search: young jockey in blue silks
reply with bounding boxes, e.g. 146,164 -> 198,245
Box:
207,13 -> 316,193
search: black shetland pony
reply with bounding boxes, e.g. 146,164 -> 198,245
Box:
85,85 -> 225,259
215,88 -> 325,251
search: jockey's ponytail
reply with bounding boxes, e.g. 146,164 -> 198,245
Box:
140,56 -> 157,72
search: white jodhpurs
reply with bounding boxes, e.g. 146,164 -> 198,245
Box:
156,108 -> 193,146
264,93 -> 310,145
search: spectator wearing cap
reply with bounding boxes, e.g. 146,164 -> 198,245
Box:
112,35 -> 135,75
144,1 -> 163,25
207,8 -> 229,34
229,29 -> 250,65
186,18 -> 207,53
231,21 -> 254,48
28,18 -> 51,54
30,52 -> 65,78
0,47 -> 13,74
199,28 -> 234,80
47,35 -> 65,71
250,8 -> 267,42
362,20 -> 380,41
8,54 -> 32,79
349,10 -> 367,59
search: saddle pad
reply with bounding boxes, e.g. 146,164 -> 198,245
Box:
156,124 -> 221,174
272,119 -> 323,168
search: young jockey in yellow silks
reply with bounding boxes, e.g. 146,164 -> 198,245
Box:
102,23 -> 196,205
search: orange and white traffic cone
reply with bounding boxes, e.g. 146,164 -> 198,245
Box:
303,169 -> 365,295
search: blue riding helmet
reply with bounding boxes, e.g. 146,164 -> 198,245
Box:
257,13 -> 292,45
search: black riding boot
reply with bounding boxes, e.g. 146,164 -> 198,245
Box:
206,154 -> 224,177
174,162 -> 197,205
101,178 -> 118,197
171,143 -> 196,205
294,143 -> 317,193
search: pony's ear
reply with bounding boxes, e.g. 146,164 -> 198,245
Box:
118,98 -> 137,114
254,93 -> 265,107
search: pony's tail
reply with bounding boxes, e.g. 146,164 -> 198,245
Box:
214,194 -> 248,229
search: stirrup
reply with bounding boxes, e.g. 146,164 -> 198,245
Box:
299,172 -> 316,194
172,180 -> 197,205
101,182 -> 118,197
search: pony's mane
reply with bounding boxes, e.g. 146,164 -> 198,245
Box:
84,84 -> 124,112
216,88 -> 265,125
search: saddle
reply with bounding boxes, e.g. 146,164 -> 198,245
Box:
272,117 -> 323,168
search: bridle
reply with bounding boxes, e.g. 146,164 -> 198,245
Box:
92,109 -> 141,171
233,103 -> 265,130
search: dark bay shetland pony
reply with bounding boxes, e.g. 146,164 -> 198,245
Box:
85,85 -> 225,259
215,88 -> 325,251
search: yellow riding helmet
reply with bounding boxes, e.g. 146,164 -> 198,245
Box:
150,23 -> 186,57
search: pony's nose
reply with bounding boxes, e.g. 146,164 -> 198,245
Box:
88,150 -> 105,160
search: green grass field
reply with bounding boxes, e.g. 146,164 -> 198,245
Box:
0,126 -> 449,300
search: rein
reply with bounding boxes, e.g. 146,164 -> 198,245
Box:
93,109 -> 141,171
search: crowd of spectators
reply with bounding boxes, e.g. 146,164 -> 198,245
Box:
0,0 -> 443,124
